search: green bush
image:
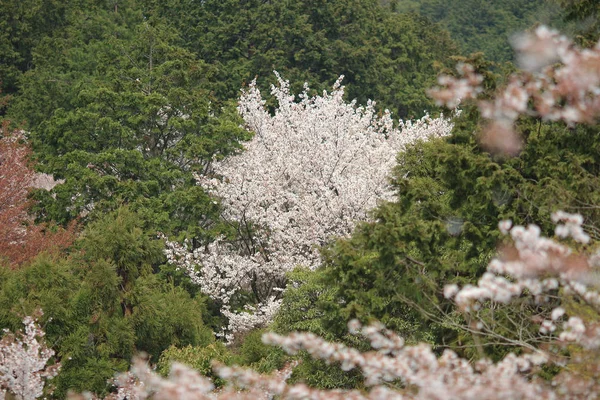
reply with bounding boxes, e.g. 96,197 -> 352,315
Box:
237,328 -> 287,373
158,343 -> 235,386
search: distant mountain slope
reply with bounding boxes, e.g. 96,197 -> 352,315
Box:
385,0 -> 568,63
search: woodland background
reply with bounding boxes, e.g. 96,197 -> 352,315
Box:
2,0 -> 600,397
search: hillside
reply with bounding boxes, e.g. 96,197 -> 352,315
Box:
2,0 -> 600,398
386,0 -> 569,62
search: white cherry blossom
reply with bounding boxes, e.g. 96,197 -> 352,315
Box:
165,73 -> 455,337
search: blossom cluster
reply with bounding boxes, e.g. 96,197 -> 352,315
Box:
104,319 -> 555,400
0,313 -> 60,400
430,26 -> 600,155
165,73 -> 455,338
71,356 -> 297,400
259,320 -> 552,400
446,211 -> 595,309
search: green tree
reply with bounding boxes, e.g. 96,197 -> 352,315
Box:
271,268 -> 366,389
11,15 -> 247,236
557,0 -> 600,45
0,0 -> 69,101
320,109 -> 600,348
144,0 -> 458,118
269,77 -> 600,385
0,208 -> 213,397
391,0 -> 566,63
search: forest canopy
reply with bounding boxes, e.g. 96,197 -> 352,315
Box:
2,0 -> 600,398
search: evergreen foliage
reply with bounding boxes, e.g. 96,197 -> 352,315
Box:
312,107 -> 600,358
0,0 -> 69,101
143,0 -> 458,118
0,208 -> 213,396
390,0 -> 567,63
158,342 -> 234,387
10,12 -> 247,236
556,0 -> 600,44
267,54 -> 600,381
3,0 -> 600,396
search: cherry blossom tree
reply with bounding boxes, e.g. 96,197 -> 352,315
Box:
164,73 -> 455,340
0,312 -> 60,400
0,125 -> 76,268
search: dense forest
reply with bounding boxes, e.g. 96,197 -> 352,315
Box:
2,0 -> 600,398
385,0 -> 571,63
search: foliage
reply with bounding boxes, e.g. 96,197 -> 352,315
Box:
390,0 -> 567,63
235,328 -> 287,374
4,0 -> 460,236
5,0 -> 600,396
0,208 -> 213,397
157,343 -> 234,387
130,275 -> 214,360
9,13 -> 247,238
0,0 -> 69,100
140,0 -> 459,118
0,126 -> 76,268
78,207 -> 163,290
312,115 -> 600,353
273,269 -> 344,342
556,0 -> 600,44
234,41 -> 600,391
85,214 -> 600,399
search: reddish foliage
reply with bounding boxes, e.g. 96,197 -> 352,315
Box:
0,122 -> 77,267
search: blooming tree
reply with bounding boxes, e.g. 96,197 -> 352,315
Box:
0,312 -> 60,400
0,125 -> 75,268
164,73 -> 455,339
50,26 -> 600,398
